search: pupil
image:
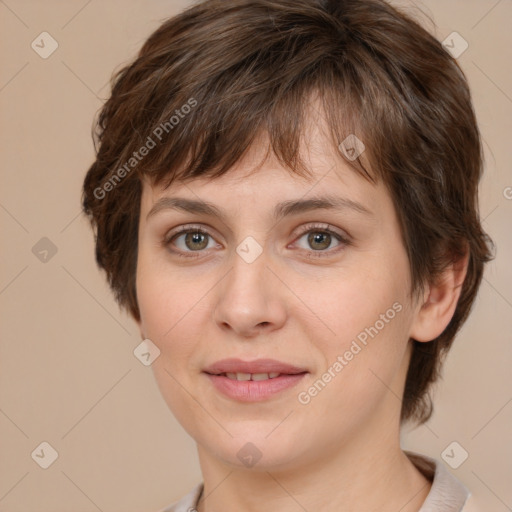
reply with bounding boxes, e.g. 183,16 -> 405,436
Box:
186,232 -> 208,250
309,232 -> 330,250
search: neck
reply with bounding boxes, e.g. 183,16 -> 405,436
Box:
195,412 -> 431,512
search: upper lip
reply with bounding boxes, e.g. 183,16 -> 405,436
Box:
203,358 -> 308,375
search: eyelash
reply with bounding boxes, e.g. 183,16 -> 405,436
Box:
163,223 -> 351,259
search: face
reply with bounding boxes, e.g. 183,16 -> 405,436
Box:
135,115 -> 424,472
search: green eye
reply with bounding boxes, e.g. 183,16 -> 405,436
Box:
166,228 -> 215,255
292,223 -> 350,258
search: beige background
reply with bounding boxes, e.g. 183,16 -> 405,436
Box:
0,0 -> 511,511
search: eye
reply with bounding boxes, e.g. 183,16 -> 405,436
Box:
292,223 -> 350,257
164,225 -> 218,257
163,222 -> 350,259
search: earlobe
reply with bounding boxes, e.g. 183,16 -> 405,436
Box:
409,251 -> 469,343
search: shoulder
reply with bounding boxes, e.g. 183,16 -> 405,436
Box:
155,482 -> 204,512
405,451 -> 472,512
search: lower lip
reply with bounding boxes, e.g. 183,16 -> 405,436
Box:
204,372 -> 307,402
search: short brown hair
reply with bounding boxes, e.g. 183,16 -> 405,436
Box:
82,0 -> 494,424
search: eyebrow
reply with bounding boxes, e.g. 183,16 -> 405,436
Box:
146,195 -> 373,222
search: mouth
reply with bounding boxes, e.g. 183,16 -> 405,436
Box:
202,358 -> 309,402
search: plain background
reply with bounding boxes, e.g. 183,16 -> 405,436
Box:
0,0 -> 511,511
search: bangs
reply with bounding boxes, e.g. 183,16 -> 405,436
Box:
97,2 -> 388,192
132,63 -> 375,191
140,69 -> 375,190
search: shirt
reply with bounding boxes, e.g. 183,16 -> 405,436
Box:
158,451 -> 477,512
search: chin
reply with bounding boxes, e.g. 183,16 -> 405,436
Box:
204,433 -> 304,472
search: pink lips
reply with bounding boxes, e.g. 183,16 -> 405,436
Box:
203,358 -> 308,402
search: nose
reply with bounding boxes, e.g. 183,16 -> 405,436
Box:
212,247 -> 287,338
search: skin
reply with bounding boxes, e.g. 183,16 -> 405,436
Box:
135,104 -> 467,512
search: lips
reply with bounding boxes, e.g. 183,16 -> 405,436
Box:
203,358 -> 308,376
203,358 -> 309,402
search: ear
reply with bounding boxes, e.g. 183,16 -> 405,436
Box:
409,250 -> 469,343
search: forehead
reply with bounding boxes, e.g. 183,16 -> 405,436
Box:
138,156 -> 394,242
141,148 -> 374,214
140,104 -> 382,215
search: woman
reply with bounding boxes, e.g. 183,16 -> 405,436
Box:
82,0 -> 493,510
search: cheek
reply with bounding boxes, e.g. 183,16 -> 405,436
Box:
136,260 -> 208,429
138,281 -> 198,364
135,250 -> 216,379
305,266 -> 413,409
311,263 -> 409,345
136,246 -> 196,340
300,306 -> 411,441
